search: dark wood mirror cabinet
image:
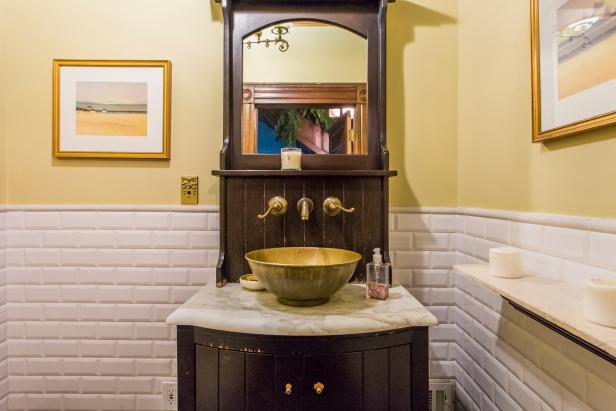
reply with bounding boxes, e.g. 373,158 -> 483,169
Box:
214,0 -> 397,285
176,1 -> 433,410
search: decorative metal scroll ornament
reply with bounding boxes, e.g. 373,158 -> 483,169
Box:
244,25 -> 290,52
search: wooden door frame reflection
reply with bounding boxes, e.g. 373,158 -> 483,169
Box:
242,82 -> 367,155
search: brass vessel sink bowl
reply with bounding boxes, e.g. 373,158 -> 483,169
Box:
245,247 -> 361,307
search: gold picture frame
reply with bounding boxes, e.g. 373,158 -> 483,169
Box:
531,0 -> 616,143
53,59 -> 171,158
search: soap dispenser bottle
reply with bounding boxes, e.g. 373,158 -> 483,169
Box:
366,248 -> 390,300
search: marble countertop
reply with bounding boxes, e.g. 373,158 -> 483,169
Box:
166,283 -> 438,336
455,264 -> 616,359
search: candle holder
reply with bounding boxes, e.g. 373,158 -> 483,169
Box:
280,147 -> 302,171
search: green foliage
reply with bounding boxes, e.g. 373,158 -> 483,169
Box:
304,108 -> 335,131
274,109 -> 301,147
275,108 -> 334,146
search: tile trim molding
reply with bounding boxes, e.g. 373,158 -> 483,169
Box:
459,207 -> 616,234
1,205 -> 218,212
3,205 -> 616,234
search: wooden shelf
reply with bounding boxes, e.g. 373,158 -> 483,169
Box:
214,0 -> 396,3
212,169 -> 397,177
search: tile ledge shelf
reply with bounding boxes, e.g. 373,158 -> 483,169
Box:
454,263 -> 616,364
211,169 -> 398,177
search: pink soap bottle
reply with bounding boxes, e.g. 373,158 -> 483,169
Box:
366,248 -> 390,300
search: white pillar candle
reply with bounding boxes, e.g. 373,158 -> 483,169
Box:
489,247 -> 524,278
280,148 -> 302,170
584,279 -> 616,328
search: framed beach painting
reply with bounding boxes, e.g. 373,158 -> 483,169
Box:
53,60 -> 171,158
531,0 -> 616,142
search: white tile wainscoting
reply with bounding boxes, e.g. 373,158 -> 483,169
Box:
0,209 -> 7,409
2,206 -> 219,411
450,209 -> 616,411
0,205 -> 614,410
453,267 -> 616,411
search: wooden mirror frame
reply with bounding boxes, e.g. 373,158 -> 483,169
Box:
217,0 -> 392,171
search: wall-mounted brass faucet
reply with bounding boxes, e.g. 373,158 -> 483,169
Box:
259,196 -> 351,221
297,198 -> 314,222
258,196 -> 288,219
323,197 -> 356,217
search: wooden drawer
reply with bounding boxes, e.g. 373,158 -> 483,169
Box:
194,347 -> 413,411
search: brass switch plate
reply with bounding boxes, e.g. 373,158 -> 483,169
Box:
181,176 -> 199,205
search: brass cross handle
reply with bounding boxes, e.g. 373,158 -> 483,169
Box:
258,197 -> 288,219
323,197 -> 355,217
313,382 -> 325,395
284,383 -> 293,396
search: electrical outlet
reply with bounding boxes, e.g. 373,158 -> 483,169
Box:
162,380 -> 178,410
181,176 -> 199,205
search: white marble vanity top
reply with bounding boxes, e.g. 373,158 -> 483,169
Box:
166,283 -> 438,336
455,264 -> 616,359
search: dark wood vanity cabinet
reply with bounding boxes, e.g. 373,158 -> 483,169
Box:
178,325 -> 429,411
179,0 -> 430,409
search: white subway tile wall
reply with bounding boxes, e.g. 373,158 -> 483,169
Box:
389,212 -> 459,388
452,268 -> 616,411
0,210 -> 7,410
1,208 -> 615,410
453,212 -> 616,411
5,210 -> 218,410
454,213 -> 616,286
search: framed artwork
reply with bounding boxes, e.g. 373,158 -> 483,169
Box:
53,60 -> 171,158
531,0 -> 616,142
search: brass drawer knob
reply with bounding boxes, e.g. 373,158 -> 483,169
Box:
313,382 -> 325,395
284,383 -> 293,396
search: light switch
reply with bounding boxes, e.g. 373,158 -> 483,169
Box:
181,176 -> 199,205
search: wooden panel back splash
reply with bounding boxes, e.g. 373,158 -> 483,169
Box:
222,176 -> 386,283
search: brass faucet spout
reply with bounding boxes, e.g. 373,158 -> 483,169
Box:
301,202 -> 309,221
297,198 -> 314,222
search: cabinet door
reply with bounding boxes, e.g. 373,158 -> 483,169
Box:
389,344 -> 411,411
219,350 -> 245,411
245,353 -> 275,411
334,352 -> 363,410
363,345 -> 413,411
196,345 -> 218,411
274,355 -> 304,411
304,354 -> 335,411
363,349 -> 389,410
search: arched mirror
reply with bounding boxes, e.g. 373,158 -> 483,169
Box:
241,21 -> 368,156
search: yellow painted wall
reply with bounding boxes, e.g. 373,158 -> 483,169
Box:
388,0 -> 458,207
5,0 -> 616,217
0,0 -> 6,203
0,0 -> 459,207
2,0 -> 223,205
458,0 -> 616,218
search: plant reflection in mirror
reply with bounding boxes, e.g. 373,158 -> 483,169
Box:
275,108 -> 335,147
